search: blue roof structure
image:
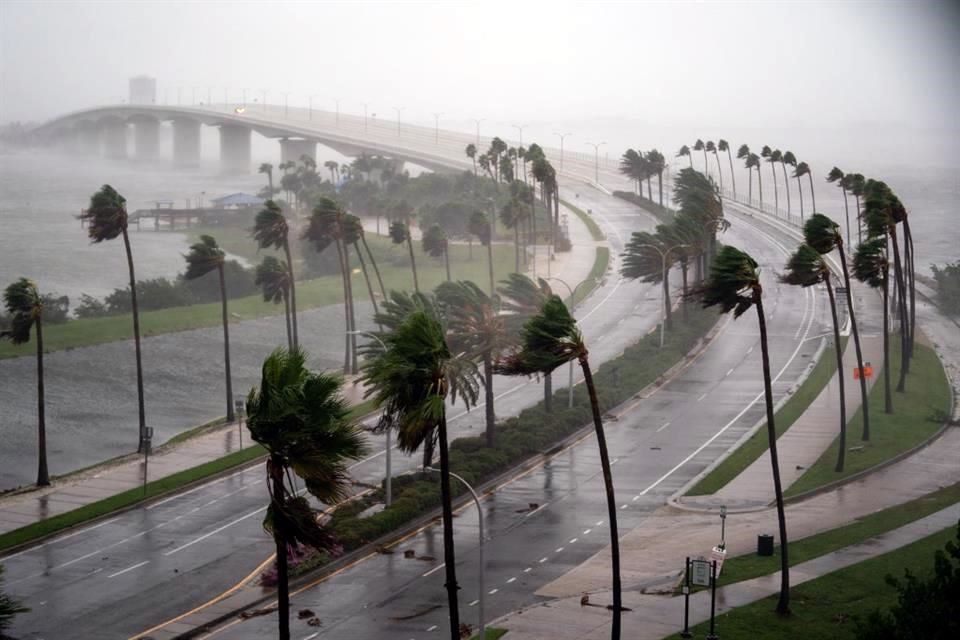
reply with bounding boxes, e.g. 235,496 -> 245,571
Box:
210,193 -> 264,207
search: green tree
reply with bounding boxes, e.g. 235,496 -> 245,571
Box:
258,162 -> 274,195
497,273 -> 555,412
499,198 -> 524,273
781,244 -> 848,470
621,231 -> 674,330
718,139 -> 736,198
252,200 -> 299,348
80,185 -> 147,451
362,310 -> 478,640
343,214 -> 381,321
677,144 -> 693,168
390,200 -> 419,293
0,564 -> 28,633
647,149 -> 667,205
254,256 -> 293,350
706,140 -> 723,194
698,246 -> 791,615
854,237 -> 893,415
748,152 -> 763,208
495,296 -> 624,639
848,172 -> 867,244
183,235 -> 235,422
693,138 -> 707,174
422,223 -> 451,282
761,146 -> 780,213
469,210 -> 495,296
792,161 -> 812,221
827,167 -> 852,246
246,348 -> 367,640
619,148 -> 645,195
465,143 -> 477,176
1,278 -> 50,485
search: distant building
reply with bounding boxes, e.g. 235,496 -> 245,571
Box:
211,193 -> 265,209
129,76 -> 157,105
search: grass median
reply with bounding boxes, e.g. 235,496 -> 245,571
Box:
786,337 -> 950,497
560,199 -> 606,241
688,337 -> 844,496
667,522 -> 957,640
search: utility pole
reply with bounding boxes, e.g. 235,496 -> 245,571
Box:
473,118 -> 485,147
586,141 -> 606,184
554,132 -> 572,169
512,123 -> 528,146
393,106 -> 404,138
432,112 -> 442,144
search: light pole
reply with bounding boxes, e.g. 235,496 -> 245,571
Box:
260,89 -> 268,113
334,98 -> 341,127
393,106 -> 404,138
546,276 -> 596,408
426,467 -> 485,640
554,132 -> 572,169
346,330 -> 392,507
512,123 -> 528,146
191,87 -> 198,105
632,243 -> 687,348
363,103 -> 369,132
472,118 -> 485,147
585,141 -> 606,184
432,112 -> 442,144
241,88 -> 249,108
280,91 -> 291,118
308,94 -> 320,121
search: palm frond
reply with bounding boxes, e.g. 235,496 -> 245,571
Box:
803,213 -> 840,254
495,295 -> 583,376
183,235 -> 224,280
251,200 -> 288,250
695,245 -> 759,318
80,184 -> 127,243
781,244 -> 827,288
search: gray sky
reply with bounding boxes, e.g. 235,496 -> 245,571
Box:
1,0 -> 957,166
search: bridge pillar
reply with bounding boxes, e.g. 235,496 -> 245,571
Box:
133,118 -> 160,161
172,119 -> 201,167
219,124 -> 251,174
76,125 -> 100,155
101,120 -> 128,159
279,138 -> 317,166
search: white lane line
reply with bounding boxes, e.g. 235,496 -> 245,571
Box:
422,563 -> 446,577
555,547 -> 565,553
0,517 -> 120,561
580,279 -> 625,323
569,538 -> 578,544
106,560 -> 149,578
523,567 -> 533,573
656,421 -> 671,433
525,502 -> 549,517
427,624 -> 438,632
302,633 -> 320,640
146,465 -> 259,510
489,588 -> 499,595
747,346 -> 755,355
632,495 -> 640,501
696,393 -> 707,402
506,577 -> 517,584
538,557 -> 548,563
469,599 -> 479,606
596,520 -> 604,527
163,505 -> 267,556
620,504 -> 628,510
583,528 -> 592,535
726,368 -> 735,376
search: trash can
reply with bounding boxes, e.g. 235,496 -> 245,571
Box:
757,533 -> 774,556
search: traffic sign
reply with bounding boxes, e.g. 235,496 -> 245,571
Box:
691,558 -> 711,586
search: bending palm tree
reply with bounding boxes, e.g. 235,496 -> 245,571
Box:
647,149 -> 667,205
698,246 -> 790,615
826,168 -> 852,247
677,144 -> 692,168
390,200 -> 419,292
81,185 -> 147,451
343,214 -> 381,321
747,153 -> 763,208
252,200 -> 299,348
465,143 -> 477,176
693,139 -> 707,174
497,273 -> 556,412
854,237 -> 893,414
793,162 -> 813,222
779,150 -> 794,217
847,173 -> 866,244
761,146 -> 779,214
2,278 -> 49,486
718,139 -> 736,198
782,244 -> 847,470
496,296 -> 623,639
706,141 -> 723,193
255,256 -> 293,350
184,235 -> 235,422
258,162 -> 274,196
469,210 -> 495,296
246,348 -> 367,640
621,231 -> 674,331
363,310 -> 478,640
737,144 -> 751,201
422,223 -> 451,281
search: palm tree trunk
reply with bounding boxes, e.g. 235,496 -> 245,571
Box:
269,459 -> 291,640
781,161 -> 791,216
715,154 -> 724,193
890,228 -> 909,389
360,236 -> 387,300
218,266 -> 235,423
757,167 -> 764,209
680,261 -> 689,321
646,176 -> 653,201
748,168 -> 753,203
658,171 -> 664,206
770,164 -> 779,213
702,149 -> 708,174
406,224 -> 420,293
662,269 -> 673,330
795,177 -> 804,220
904,220 -> 916,360
121,228 -> 147,453
726,150 -> 736,198
754,296 -> 790,615
578,355 -> 622,638
807,171 -> 817,214
544,372 -> 552,414
687,155 -> 692,169
35,316 -> 49,486
283,240 -> 299,350
444,246 -> 452,282
514,224 -> 520,274
841,188 -> 851,248
882,259 -> 893,413
354,243 -> 380,318
483,352 -> 495,447
283,293 -> 293,351
334,239 -> 351,374
838,241 -> 872,438
342,240 -> 359,374
486,238 -> 495,297
436,412 -> 462,640
855,195 -> 863,244
825,276 -> 846,472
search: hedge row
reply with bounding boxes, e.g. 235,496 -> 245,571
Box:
612,190 -> 676,224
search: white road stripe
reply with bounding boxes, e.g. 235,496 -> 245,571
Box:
163,505 -> 267,556
422,563 -> 446,577
656,421 -> 671,433
107,560 -> 149,578
506,577 -> 517,584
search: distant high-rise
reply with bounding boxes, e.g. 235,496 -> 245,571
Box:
129,76 -> 157,105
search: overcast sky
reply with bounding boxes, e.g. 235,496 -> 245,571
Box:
1,1 -> 957,166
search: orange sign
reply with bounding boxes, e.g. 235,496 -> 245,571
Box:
853,363 -> 874,380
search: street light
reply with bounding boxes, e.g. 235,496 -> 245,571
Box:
425,467 -> 485,640
241,88 -> 249,108
512,123 -> 528,146
334,98 -> 341,127
393,106 -> 404,137
308,94 -> 320,121
432,112 -> 443,144
472,118 -> 485,147
585,141 -> 606,184
363,103 -> 369,132
546,276 -> 597,408
346,330 -> 392,507
632,243 -> 688,348
260,89 -> 268,113
280,91 -> 291,117
554,132 -> 572,169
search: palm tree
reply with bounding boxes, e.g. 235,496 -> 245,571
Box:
246,348 -> 367,640
183,235 -> 235,422
390,200 -> 419,293
305,197 -> 358,374
718,139 -> 736,198
776,150 -> 792,217
619,148 -> 644,195
793,162 -> 811,221
621,231 -> 674,330
647,149 -> 667,205
252,200 -> 299,348
1,278 -> 49,486
693,139 -> 707,174
255,256 -> 293,350
761,146 -> 779,214
495,296 -> 624,638
323,159 -> 339,185
343,214 -> 381,322
465,143 -> 477,176
804,214 -> 872,439
706,141 -> 723,194
826,167 -> 852,247
781,244 -> 847,471
697,245 -> 790,615
259,162 -> 274,196
847,173 -> 866,244
363,310 -> 479,640
499,198 -> 524,273
677,144 -> 693,168
854,237 -> 893,415
497,273 -> 556,411
469,210 -> 495,296
80,185 -> 147,451
437,280 -> 511,447
747,153 -> 763,208
422,223 -> 451,281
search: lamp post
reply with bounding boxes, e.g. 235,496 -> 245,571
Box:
346,331 -> 392,507
632,243 -> 688,348
546,276 -> 596,408
472,118 -> 485,147
585,141 -> 606,184
241,88 -> 249,108
308,94 -> 320,121
260,89 -> 268,113
334,98 -> 341,127
280,92 -> 291,118
719,505 -> 727,550
512,123 -> 528,146
432,112 -> 443,144
426,467 -> 485,640
393,106 -> 404,138
554,132 -> 572,169
363,103 -> 369,132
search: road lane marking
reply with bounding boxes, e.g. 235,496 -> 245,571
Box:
555,547 -> 564,553
726,368 -> 735,376
506,577 -> 517,583
583,528 -> 592,535
107,560 -> 150,578
525,502 -> 549,517
0,517 -> 121,561
422,563 -> 446,577
596,520 -> 604,526
469,599 -> 479,606
632,495 -> 640,501
427,624 -> 437,632
163,505 -> 267,556
696,393 -> 707,402
489,588 -> 498,595
539,557 -> 548,563
656,421 -> 671,432
569,538 -> 578,544
524,567 -> 532,573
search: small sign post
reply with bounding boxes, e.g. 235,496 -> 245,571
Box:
691,557 -> 711,587
707,560 -> 719,640
142,426 -> 154,497
681,557 -> 693,638
234,397 -> 246,449
719,505 -> 727,550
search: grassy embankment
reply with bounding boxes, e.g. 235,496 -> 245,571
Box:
560,199 -> 606,241
0,236 -> 514,359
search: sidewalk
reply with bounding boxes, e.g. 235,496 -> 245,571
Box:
492,506 -> 959,640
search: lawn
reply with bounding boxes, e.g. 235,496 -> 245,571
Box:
666,523 -> 958,640
688,337 -> 846,496
560,199 -> 605,241
786,338 -> 950,497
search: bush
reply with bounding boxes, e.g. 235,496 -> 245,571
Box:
613,190 -> 675,224
0,564 -> 28,632
932,261 -> 960,317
